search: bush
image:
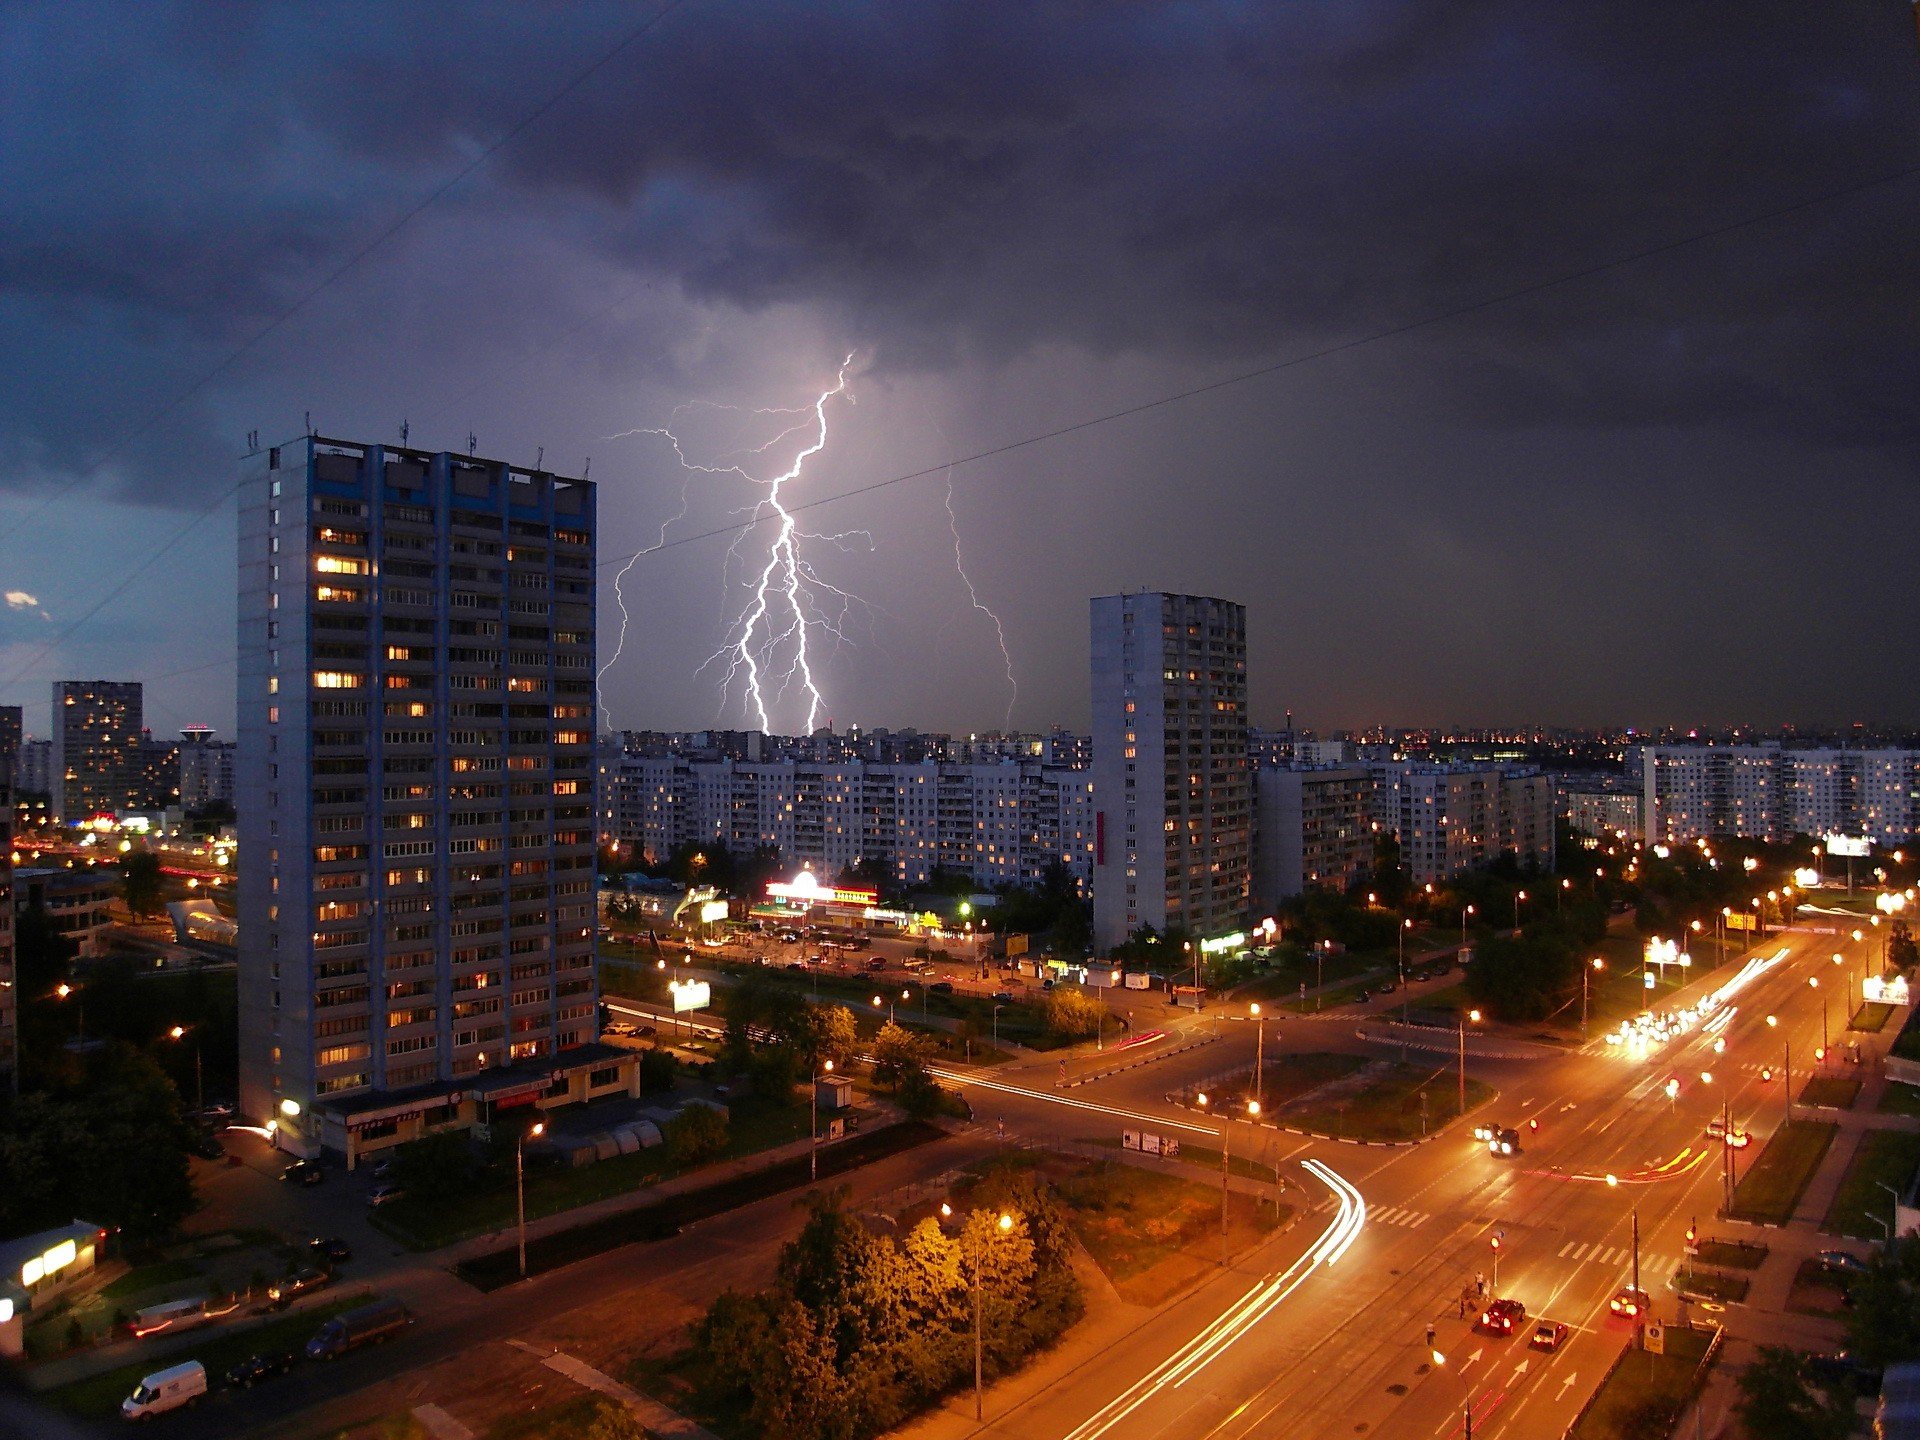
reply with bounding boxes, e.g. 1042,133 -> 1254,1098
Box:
388,1129 -> 475,1201
640,1047 -> 678,1093
665,1105 -> 729,1166
1043,988 -> 1110,1039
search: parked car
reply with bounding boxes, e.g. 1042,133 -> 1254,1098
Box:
1817,1250 -> 1870,1276
123,1360 -> 208,1419
308,1237 -> 352,1266
369,1158 -> 395,1182
188,1131 -> 227,1160
1805,1351 -> 1882,1395
366,1183 -> 406,1208
1529,1320 -> 1569,1352
305,1299 -> 411,1360
281,1160 -> 323,1186
605,1020 -> 638,1037
223,1351 -> 297,1389
993,991 -> 1014,1002
931,981 -> 954,994
267,1267 -> 331,1306
868,957 -> 889,970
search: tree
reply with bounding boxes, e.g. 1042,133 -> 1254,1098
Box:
119,850 -> 165,919
868,1022 -> 929,1092
1043,987 -> 1109,1040
666,1104 -> 729,1166
1734,1346 -> 1853,1440
807,1004 -> 860,1070
581,1397 -> 650,1440
1847,1234 -> 1920,1367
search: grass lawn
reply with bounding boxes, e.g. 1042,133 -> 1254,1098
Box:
374,1096 -> 812,1251
1879,1082 -> 1920,1117
52,1291 -> 373,1418
486,1393 -> 630,1440
1570,1322 -> 1714,1440
1822,1129 -> 1920,1240
1205,1052 -> 1366,1112
1799,1076 -> 1862,1111
98,1258 -> 205,1301
1672,1269 -> 1748,1303
1279,980 -> 1373,1014
1693,1238 -> 1767,1271
1279,1060 -> 1495,1142
1728,1120 -> 1837,1226
1238,949 -> 1384,1004
1851,1002 -> 1896,1034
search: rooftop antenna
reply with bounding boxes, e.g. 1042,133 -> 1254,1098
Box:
582,456 -> 591,480
535,446 -> 545,472
304,410 -> 313,437
467,433 -> 477,457
399,418 -> 410,447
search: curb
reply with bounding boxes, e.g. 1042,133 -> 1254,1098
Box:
1059,1034 -> 1218,1089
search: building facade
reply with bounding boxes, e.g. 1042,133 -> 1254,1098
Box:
238,436 -> 629,1163
1252,764 -> 1372,909
1562,783 -> 1644,842
1367,760 -> 1556,885
1641,744 -> 1920,846
1090,593 -> 1250,951
599,754 -> 1095,893
50,681 -> 143,824
179,728 -> 237,811
17,739 -> 49,799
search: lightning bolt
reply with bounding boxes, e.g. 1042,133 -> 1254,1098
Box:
600,357 -> 862,734
942,463 -> 1017,727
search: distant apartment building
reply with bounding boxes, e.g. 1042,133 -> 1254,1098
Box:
178,727 -> 237,811
1252,764 -> 1372,908
1367,760 -> 1556,885
133,732 -> 181,812
17,739 -> 50,798
14,865 -> 113,960
0,706 -> 20,797
0,799 -> 12,1092
599,754 -> 1095,892
1561,780 -> 1644,842
1089,593 -> 1250,951
50,680 -> 143,824
1641,744 -> 1920,845
237,436 -> 633,1165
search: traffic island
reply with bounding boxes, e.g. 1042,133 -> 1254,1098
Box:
1786,1257 -> 1854,1316
1270,1057 -> 1495,1143
1726,1120 -> 1837,1226
1692,1238 -> 1767,1271
1850,1002 -> 1896,1033
1822,1129 -> 1920,1239
1670,1268 -> 1748,1305
1568,1324 -> 1719,1440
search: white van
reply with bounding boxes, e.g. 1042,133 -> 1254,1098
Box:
122,1360 -> 207,1420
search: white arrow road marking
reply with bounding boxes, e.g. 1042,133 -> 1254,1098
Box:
1511,1360 -> 1530,1381
1559,1372 -> 1579,1395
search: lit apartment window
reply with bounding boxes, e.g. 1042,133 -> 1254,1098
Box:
313,671 -> 365,689
315,556 -> 367,575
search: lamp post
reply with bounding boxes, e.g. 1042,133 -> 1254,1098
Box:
517,1120 -> 546,1279
1196,1092 -> 1232,1266
1513,890 -> 1525,931
1431,1348 -> 1473,1439
811,1058 -> 834,1181
54,981 -> 83,1047
167,1024 -> 203,1115
1461,905 -> 1474,952
872,993 -> 895,1025
1606,1174 -> 1642,1349
992,1002 -> 1004,1049
1767,1014 -> 1790,1122
972,1210 -> 1014,1421
1811,976 -> 1828,1055
1583,958 -> 1604,1039
1458,1009 -> 1481,1117
1251,1004 -> 1265,1109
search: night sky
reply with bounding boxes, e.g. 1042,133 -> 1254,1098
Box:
2,3 -> 1916,741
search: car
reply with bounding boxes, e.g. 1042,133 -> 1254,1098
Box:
1355,988 -> 1371,1003
1529,1320 -> 1569,1352
605,1020 -> 638,1037
1608,1287 -> 1652,1319
1805,1351 -> 1883,1395
366,1183 -> 406,1208
1705,1117 -> 1752,1149
1487,1126 -> 1521,1157
223,1351 -> 298,1389
931,981 -> 954,994
993,991 -> 1015,1002
198,1101 -> 235,1122
188,1130 -> 227,1160
308,1237 -> 352,1266
1475,1298 -> 1527,1336
281,1160 -> 323,1186
868,957 -> 889,970
267,1267 -> 331,1306
1378,981 -> 1398,995
369,1157 -> 395,1182
1817,1250 -> 1870,1276
786,961 -> 809,973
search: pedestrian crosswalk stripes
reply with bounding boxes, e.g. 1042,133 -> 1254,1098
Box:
1369,1206 -> 1431,1229
1555,1239 -> 1681,1275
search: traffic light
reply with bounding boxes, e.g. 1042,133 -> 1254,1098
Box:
1686,1220 -> 1696,1245
1490,1235 -> 1502,1252
1761,1067 -> 1773,1083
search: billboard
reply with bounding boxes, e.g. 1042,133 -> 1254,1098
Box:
1826,834 -> 1873,858
697,899 -> 730,924
670,980 -> 712,1013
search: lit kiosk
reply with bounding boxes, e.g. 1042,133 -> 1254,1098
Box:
0,1220 -> 104,1359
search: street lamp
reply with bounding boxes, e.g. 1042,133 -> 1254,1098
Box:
971,1210 -> 1015,1421
1251,1003 -> 1265,1109
1458,1009 -> 1481,1118
1605,1173 -> 1643,1349
1461,905 -> 1474,951
1513,890 -> 1526,931
1767,1014 -> 1790,1121
811,1058 -> 834,1181
992,1002 -> 1005,1049
1811,976 -> 1828,1054
1583,958 -> 1604,1039
517,1120 -> 546,1279
872,993 -> 895,1024
53,981 -> 83,1046
167,1024 -> 204,1115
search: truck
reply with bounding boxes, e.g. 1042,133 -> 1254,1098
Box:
304,1298 -> 410,1360
122,1360 -> 207,1420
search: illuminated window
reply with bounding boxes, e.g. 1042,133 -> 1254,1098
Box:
314,556 -> 367,576
313,671 -> 364,689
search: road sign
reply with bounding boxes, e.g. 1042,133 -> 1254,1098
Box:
1644,1322 -> 1665,1355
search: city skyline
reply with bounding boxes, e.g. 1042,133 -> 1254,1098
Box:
2,6 -> 1918,739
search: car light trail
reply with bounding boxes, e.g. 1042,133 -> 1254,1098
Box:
1059,1159 -> 1365,1440
1605,948 -> 1782,1058
927,1066 -> 1220,1136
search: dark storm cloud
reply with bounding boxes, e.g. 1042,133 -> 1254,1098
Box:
1,1 -> 1916,731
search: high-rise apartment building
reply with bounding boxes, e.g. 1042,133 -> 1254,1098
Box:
1252,764 -> 1373,908
50,680 -> 143,824
0,706 -> 20,797
238,436 -> 633,1165
17,739 -> 50,798
179,726 -> 237,812
1090,593 -> 1250,952
0,792 -> 12,1092
1641,744 -> 1920,846
1365,759 -> 1556,885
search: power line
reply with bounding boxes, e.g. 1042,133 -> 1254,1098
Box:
0,0 -> 693,555
596,160 -> 1920,573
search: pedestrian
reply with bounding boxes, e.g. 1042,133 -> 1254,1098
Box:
1458,1295 -> 1468,1319
1476,1272 -> 1487,1298
1426,1323 -> 1436,1347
